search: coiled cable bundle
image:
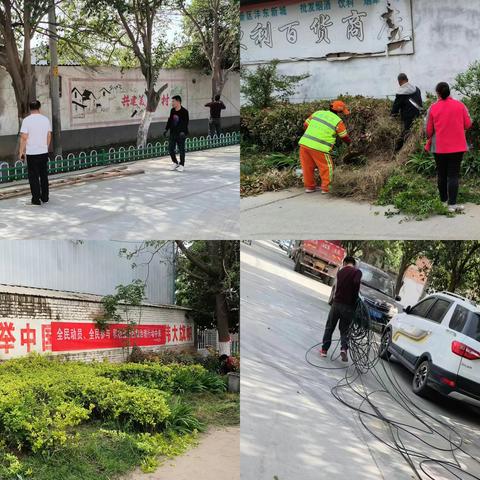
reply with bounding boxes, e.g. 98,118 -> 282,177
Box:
305,298 -> 480,480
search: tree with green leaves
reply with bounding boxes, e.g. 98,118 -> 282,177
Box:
120,240 -> 239,356
82,0 -> 169,148
176,0 -> 239,98
0,0 -> 52,135
95,279 -> 146,356
454,61 -> 480,150
241,60 -> 309,109
175,240 -> 239,356
426,241 -> 480,299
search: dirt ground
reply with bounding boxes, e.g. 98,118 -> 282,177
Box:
123,427 -> 240,480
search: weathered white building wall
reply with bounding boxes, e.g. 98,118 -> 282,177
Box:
0,285 -> 193,361
0,240 -> 176,305
0,66 -> 240,135
241,0 -> 480,102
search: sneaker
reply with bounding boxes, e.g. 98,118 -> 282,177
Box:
340,350 -> 348,362
321,190 -> 329,195
170,164 -> 178,171
177,165 -> 184,172
319,349 -> 327,357
448,204 -> 465,213
31,200 -> 41,206
305,188 -> 316,193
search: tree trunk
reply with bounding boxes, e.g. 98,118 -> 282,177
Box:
137,110 -> 153,149
212,59 -> 226,98
215,292 -> 231,356
136,82 -> 168,148
395,256 -> 410,295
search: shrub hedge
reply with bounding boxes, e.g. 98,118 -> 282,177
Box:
0,354 -> 228,478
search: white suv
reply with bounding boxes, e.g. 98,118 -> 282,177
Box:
379,291 -> 480,406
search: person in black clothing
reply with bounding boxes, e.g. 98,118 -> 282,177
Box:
321,256 -> 362,362
391,73 -> 423,151
165,95 -> 189,171
205,94 -> 226,137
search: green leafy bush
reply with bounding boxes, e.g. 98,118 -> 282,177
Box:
241,60 -> 310,109
0,354 -> 228,477
241,96 -> 401,155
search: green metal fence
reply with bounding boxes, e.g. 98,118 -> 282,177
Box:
0,132 -> 240,184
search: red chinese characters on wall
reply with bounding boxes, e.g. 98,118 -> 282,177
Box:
51,322 -> 167,351
0,321 -> 193,356
0,322 -> 16,353
50,322 -> 193,352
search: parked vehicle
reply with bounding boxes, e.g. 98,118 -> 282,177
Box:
379,291 -> 480,407
357,261 -> 403,330
291,240 -> 345,286
273,240 -> 292,252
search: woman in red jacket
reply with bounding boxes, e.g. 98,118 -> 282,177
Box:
425,82 -> 472,212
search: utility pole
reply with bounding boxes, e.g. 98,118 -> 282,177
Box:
48,0 -> 62,156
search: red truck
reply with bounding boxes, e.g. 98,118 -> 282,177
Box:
291,240 -> 345,286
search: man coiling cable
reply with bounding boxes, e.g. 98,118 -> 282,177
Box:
320,255 -> 362,362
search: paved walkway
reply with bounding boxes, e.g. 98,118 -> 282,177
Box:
241,188 -> 480,239
124,427 -> 239,480
0,146 -> 239,239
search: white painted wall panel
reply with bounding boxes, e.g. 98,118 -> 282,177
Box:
0,241 -> 175,305
241,0 -> 480,102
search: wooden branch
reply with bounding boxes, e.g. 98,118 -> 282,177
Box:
175,241 -> 219,278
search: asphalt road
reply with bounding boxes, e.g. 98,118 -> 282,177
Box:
240,188 -> 480,239
0,146 -> 239,240
241,241 -> 480,480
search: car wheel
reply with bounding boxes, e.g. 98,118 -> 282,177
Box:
412,360 -> 431,396
379,329 -> 392,360
294,255 -> 304,273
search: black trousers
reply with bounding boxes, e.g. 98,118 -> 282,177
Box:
26,153 -> 49,203
322,301 -> 355,351
169,132 -> 186,166
434,152 -> 463,205
395,116 -> 418,152
208,118 -> 222,137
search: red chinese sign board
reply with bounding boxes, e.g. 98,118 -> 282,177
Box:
51,322 -> 168,351
0,320 -> 193,357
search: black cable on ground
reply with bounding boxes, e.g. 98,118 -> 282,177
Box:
305,299 -> 480,480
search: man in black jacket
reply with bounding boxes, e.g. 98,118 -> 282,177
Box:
205,94 -> 226,137
391,73 -> 423,151
321,256 -> 362,362
165,95 -> 189,171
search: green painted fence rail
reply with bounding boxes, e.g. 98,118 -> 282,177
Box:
0,132 -> 240,184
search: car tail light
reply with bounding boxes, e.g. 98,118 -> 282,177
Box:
451,341 -> 480,360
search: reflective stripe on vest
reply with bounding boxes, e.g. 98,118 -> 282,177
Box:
299,110 -> 342,153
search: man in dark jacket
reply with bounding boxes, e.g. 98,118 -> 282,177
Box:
391,73 -> 423,151
321,256 -> 362,362
205,94 -> 226,137
165,95 -> 189,171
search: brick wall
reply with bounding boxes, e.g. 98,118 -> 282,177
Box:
0,286 -> 194,362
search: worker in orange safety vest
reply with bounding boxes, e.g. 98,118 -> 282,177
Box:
299,100 -> 352,193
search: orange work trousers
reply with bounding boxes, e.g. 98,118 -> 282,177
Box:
299,145 -> 334,192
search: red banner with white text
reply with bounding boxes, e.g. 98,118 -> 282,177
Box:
51,322 -> 168,351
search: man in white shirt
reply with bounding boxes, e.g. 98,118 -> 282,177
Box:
19,100 -> 52,205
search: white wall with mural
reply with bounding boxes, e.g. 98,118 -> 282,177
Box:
241,0 -> 480,102
0,66 -> 240,136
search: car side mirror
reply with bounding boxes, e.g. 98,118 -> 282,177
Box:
395,295 -> 401,301
404,305 -> 412,314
